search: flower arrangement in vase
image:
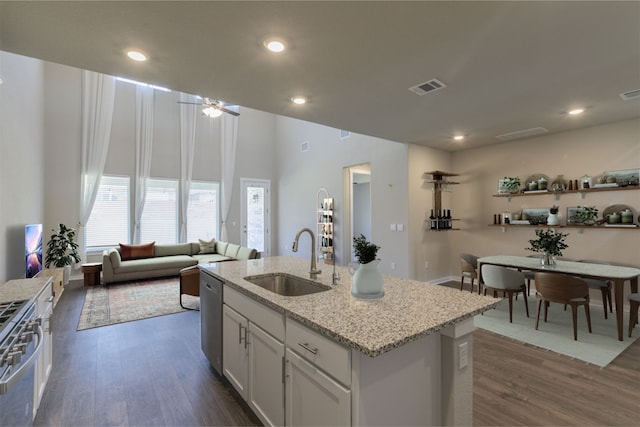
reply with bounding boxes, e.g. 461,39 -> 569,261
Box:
525,228 -> 569,266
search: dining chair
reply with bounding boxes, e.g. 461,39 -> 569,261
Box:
459,253 -> 479,293
533,272 -> 592,340
578,259 -> 613,319
480,265 -> 529,323
522,254 -> 542,296
629,292 -> 640,337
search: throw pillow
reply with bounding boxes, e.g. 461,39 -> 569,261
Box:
119,242 -> 155,260
198,238 -> 217,254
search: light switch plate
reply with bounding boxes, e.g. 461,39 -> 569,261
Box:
397,224 -> 404,232
390,224 -> 397,231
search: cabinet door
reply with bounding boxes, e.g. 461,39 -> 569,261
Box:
34,283 -> 53,412
222,305 -> 249,398
285,349 -> 350,427
248,324 -> 284,427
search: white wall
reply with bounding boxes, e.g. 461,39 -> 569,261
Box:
407,144 -> 453,281
275,116 -> 411,277
0,52 -> 45,281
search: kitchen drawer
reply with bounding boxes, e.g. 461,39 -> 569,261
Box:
286,318 -> 351,386
224,285 -> 285,341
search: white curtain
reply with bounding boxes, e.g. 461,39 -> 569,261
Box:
220,111 -> 239,241
78,70 -> 116,265
133,86 -> 155,243
179,93 -> 198,242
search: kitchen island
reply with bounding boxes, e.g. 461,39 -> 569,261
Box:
200,256 -> 498,426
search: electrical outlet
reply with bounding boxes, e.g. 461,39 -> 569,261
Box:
459,342 -> 468,369
424,260 -> 429,269
390,262 -> 396,270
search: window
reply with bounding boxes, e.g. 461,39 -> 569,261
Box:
187,181 -> 220,242
140,178 -> 178,244
85,175 -> 130,248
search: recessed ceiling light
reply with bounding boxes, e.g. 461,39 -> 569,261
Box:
264,39 -> 286,53
291,96 -> 307,105
127,50 -> 147,62
453,135 -> 465,141
568,108 -> 584,115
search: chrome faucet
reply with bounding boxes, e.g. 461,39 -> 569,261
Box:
292,228 -> 322,279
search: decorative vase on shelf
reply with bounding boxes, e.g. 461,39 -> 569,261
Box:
540,252 -> 557,267
348,260 -> 384,299
547,213 -> 560,226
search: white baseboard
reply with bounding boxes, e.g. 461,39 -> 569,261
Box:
428,276 -> 458,285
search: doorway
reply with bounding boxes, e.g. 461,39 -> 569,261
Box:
240,178 -> 270,256
343,164 -> 371,264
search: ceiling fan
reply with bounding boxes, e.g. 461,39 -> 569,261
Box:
177,97 -> 240,117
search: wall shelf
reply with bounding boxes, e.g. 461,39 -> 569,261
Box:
424,171 -> 459,231
493,185 -> 639,201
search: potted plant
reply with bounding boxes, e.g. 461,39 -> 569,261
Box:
547,205 -> 560,225
501,177 -> 521,194
525,228 -> 569,266
349,234 -> 383,299
576,205 -> 599,226
45,223 -> 81,284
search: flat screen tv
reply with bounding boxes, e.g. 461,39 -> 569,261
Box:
25,223 -> 43,278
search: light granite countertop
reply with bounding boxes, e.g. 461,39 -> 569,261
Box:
200,256 -> 499,357
0,277 -> 52,304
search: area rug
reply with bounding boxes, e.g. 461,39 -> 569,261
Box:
474,295 -> 639,367
77,278 -> 199,331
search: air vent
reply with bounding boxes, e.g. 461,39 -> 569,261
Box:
408,79 -> 447,96
620,88 -> 640,101
496,127 -> 548,141
300,141 -> 309,152
339,129 -> 351,139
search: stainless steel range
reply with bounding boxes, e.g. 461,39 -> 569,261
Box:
0,299 -> 42,426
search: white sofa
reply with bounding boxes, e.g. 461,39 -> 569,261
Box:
102,241 -> 258,284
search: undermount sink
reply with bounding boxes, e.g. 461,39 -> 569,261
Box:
243,273 -> 331,296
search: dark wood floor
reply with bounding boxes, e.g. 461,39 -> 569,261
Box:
35,280 -> 639,426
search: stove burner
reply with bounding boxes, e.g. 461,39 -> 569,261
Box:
0,300 -> 29,328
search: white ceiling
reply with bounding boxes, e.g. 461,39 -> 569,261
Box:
1,1 -> 639,151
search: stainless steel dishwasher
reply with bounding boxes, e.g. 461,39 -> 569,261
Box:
200,268 -> 223,375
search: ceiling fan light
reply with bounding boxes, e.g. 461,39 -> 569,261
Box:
203,106 -> 222,118
568,108 -> 584,115
453,135 -> 464,141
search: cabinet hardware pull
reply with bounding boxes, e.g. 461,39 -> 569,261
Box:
238,324 -> 244,344
47,296 -> 54,303
297,341 -> 318,355
244,327 -> 249,349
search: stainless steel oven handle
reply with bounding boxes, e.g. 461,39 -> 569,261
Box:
0,323 -> 43,395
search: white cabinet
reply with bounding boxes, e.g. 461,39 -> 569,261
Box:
248,323 -> 284,427
285,318 -> 351,426
223,287 -> 285,427
222,304 -> 249,397
285,348 -> 351,426
33,279 -> 53,414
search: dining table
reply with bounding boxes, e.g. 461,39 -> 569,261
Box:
477,255 -> 640,341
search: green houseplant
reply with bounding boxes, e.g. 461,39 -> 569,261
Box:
352,234 -> 380,264
502,177 -> 521,194
525,228 -> 569,266
45,223 -> 81,284
350,234 -> 383,299
576,205 -> 598,225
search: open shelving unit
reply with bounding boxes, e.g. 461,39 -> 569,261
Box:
316,188 -> 334,265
